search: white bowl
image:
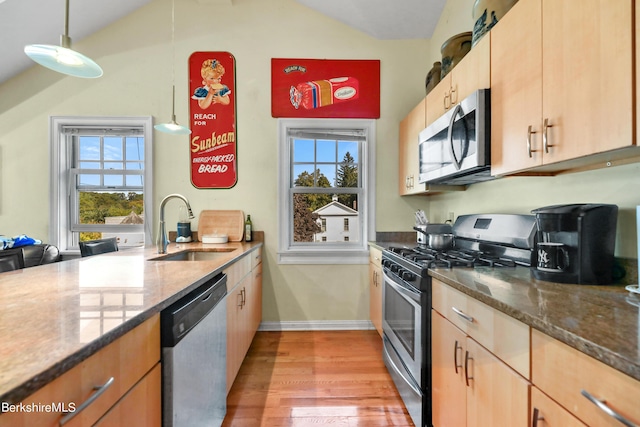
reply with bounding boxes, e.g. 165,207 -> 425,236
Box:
202,234 -> 228,244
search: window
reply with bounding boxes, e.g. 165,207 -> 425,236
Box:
50,117 -> 153,253
278,119 -> 375,264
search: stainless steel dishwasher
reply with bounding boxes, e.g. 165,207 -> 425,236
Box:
161,272 -> 227,427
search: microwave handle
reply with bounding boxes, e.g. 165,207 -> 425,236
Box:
447,104 -> 463,170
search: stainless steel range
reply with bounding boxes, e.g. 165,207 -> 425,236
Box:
381,214 -> 537,427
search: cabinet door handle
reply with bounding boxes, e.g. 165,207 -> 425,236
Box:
527,125 -> 539,158
238,289 -> 245,308
543,118 -> 554,153
452,306 -> 474,323
532,408 -> 544,427
444,91 -> 451,110
453,340 -> 463,374
59,377 -> 114,426
464,350 -> 474,387
450,85 -> 457,104
241,287 -> 246,306
581,389 -> 638,427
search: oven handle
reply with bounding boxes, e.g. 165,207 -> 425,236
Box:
383,271 -> 421,302
383,343 -> 422,396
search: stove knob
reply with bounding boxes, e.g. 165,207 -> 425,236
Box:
401,270 -> 416,281
391,264 -> 400,274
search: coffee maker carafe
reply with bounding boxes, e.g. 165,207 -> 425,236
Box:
531,204 -> 618,285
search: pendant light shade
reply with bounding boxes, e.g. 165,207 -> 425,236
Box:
24,0 -> 103,78
154,0 -> 191,136
154,86 -> 192,135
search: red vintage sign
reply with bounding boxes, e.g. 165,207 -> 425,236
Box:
271,58 -> 380,119
189,51 -> 237,189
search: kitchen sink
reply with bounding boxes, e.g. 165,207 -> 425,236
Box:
150,249 -> 235,261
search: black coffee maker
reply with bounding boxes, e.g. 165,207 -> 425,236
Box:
531,204 -> 618,285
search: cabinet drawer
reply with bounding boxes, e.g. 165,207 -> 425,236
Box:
224,253 -> 251,291
432,279 -> 530,378
369,246 -> 382,268
532,329 -> 640,427
251,247 -> 262,270
0,315 -> 160,427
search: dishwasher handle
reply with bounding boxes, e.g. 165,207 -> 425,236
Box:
161,273 -> 227,348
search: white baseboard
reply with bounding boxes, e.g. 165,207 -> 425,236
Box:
258,320 -> 375,331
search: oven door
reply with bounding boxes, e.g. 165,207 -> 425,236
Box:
382,270 -> 423,388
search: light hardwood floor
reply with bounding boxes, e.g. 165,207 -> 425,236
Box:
222,330 -> 415,426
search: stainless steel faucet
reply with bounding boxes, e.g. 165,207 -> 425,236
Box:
157,194 -> 194,254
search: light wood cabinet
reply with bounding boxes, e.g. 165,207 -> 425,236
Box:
530,387 -> 587,427
431,279 -> 530,427
426,34 -> 491,127
94,364 -> 162,427
491,0 -> 635,176
532,329 -> 640,427
368,246 -> 382,337
225,246 -> 263,394
0,315 -> 160,427
398,98 -> 426,195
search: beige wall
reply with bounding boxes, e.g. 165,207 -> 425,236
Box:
424,0 -> 640,259
0,0 -> 430,323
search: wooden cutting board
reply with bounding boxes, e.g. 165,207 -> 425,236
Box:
198,210 -> 245,242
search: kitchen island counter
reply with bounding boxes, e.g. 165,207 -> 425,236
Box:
429,266 -> 640,382
0,239 -> 263,405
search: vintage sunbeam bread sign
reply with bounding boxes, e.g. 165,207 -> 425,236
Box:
189,51 -> 237,189
271,58 -> 380,119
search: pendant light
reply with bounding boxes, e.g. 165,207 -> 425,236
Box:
154,0 -> 191,135
24,0 -> 103,78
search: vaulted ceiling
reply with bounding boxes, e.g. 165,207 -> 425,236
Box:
0,0 -> 445,84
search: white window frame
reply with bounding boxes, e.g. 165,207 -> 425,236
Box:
50,116 -> 154,254
277,118 -> 376,264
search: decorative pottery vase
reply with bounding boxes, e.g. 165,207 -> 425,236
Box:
440,32 -> 472,79
425,62 -> 442,95
472,0 -> 519,47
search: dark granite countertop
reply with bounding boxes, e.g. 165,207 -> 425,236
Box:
369,238 -> 640,382
430,267 -> 640,382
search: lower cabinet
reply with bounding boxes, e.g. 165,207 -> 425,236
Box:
94,364 -> 161,426
531,329 -> 640,427
530,387 -> 586,427
369,246 -> 382,337
431,279 -> 530,427
0,315 -> 160,427
431,310 -> 530,427
225,247 -> 263,394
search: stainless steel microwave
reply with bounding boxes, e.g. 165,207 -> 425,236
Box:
418,89 -> 492,185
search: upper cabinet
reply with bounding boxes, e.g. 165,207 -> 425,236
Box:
426,35 -> 491,128
398,98 -> 426,195
491,0 -> 636,176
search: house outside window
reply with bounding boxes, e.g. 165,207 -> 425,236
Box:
50,116 -> 153,253
277,118 -> 375,264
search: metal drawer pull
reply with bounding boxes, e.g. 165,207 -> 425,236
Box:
581,390 -> 638,427
453,340 -> 463,374
59,377 -> 114,426
452,307 -> 474,323
532,407 -> 544,427
527,125 -> 538,158
464,350 -> 473,387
